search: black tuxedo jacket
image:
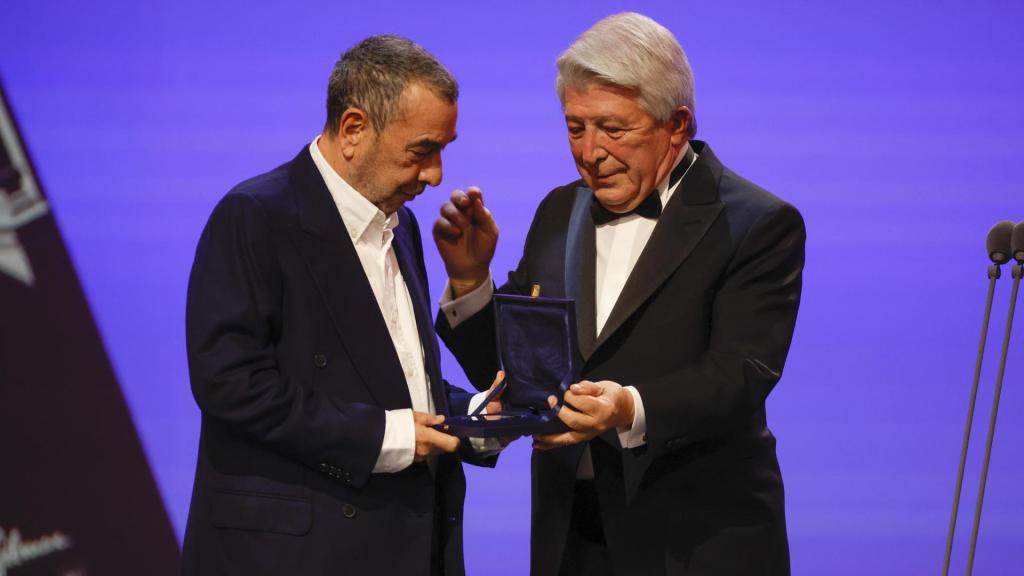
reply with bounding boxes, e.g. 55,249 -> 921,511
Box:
439,141 -> 804,576
182,147 -> 483,576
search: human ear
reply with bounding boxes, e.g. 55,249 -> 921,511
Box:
338,107 -> 373,160
669,106 -> 691,146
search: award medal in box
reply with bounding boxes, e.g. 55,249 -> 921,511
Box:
440,290 -> 578,437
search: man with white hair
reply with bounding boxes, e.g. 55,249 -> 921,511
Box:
435,12 -> 804,576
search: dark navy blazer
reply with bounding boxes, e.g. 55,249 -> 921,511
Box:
182,147 -> 484,576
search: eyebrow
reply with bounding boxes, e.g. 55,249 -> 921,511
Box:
564,114 -> 624,124
409,134 -> 458,150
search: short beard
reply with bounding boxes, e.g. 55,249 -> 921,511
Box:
348,136 -> 425,215
348,136 -> 385,206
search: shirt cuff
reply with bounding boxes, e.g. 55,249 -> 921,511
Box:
616,386 -> 647,449
372,408 -> 415,473
467,390 -> 502,455
439,272 -> 493,329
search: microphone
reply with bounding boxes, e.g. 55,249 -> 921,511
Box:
1012,220 -> 1024,263
965,221 -> 1023,576
987,220 -> 1015,265
943,220 -> 1015,576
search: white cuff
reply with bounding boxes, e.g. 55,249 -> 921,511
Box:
439,272 -> 494,329
467,390 -> 492,415
616,386 -> 647,449
467,390 -> 502,455
372,408 -> 415,473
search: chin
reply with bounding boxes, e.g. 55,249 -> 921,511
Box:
592,188 -> 636,211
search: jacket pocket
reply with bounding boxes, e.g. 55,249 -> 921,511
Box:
208,489 -> 312,536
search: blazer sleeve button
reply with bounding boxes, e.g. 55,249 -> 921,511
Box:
313,353 -> 328,368
343,504 -> 357,518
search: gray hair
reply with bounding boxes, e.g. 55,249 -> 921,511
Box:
325,35 -> 458,135
556,12 -> 697,138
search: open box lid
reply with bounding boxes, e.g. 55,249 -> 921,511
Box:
492,293 -> 578,412
437,293 -> 579,438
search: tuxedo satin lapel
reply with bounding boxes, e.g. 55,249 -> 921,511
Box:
288,148 -> 412,410
392,215 -> 448,416
594,144 -> 724,351
564,187 -> 598,361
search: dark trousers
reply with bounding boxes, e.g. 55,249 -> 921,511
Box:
559,480 -> 614,576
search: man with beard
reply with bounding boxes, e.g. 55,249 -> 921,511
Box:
182,35 -> 497,576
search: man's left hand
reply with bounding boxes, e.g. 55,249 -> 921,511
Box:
533,380 -> 634,449
483,370 -> 506,417
481,370 -> 521,449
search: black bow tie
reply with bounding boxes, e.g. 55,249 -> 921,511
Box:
589,146 -> 695,226
591,188 -> 662,225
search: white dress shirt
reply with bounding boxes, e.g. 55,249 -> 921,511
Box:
310,137 -> 432,473
440,145 -> 697,475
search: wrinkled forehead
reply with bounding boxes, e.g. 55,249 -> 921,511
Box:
383,87 -> 458,146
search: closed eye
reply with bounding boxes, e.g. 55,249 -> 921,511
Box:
407,136 -> 450,159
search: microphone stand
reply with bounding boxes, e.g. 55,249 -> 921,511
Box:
942,264 -> 1002,576
965,261 -> 1022,576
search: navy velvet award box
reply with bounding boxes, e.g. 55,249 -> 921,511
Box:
439,293 -> 579,437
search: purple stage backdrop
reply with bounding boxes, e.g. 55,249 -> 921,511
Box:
2,1 -> 1023,574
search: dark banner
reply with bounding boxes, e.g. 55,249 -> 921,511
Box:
0,81 -> 179,575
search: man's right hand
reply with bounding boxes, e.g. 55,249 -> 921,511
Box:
433,186 -> 498,298
413,412 -> 461,462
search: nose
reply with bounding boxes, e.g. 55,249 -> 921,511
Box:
419,152 -> 443,187
579,128 -> 607,168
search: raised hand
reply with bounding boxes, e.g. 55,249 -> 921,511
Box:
433,186 -> 499,298
533,380 -> 635,450
413,412 -> 461,462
